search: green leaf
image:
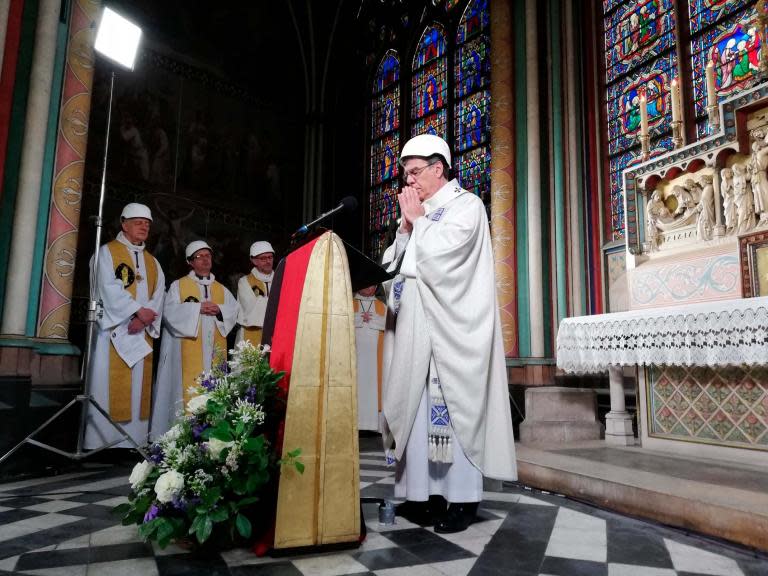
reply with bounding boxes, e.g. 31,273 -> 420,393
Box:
196,515 -> 213,543
236,496 -> 260,508
209,506 -> 229,523
112,503 -> 131,517
235,513 -> 252,539
295,461 -> 305,474
156,518 -> 175,543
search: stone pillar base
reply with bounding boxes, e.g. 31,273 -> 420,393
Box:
605,411 -> 635,446
519,386 -> 604,444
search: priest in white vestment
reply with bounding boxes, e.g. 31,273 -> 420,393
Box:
381,134 -> 517,534
235,241 -> 275,345
354,285 -> 386,431
151,240 -> 238,438
85,203 -> 165,450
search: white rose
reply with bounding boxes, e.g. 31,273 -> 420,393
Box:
128,460 -> 153,490
206,437 -> 234,459
187,394 -> 210,415
154,470 -> 184,503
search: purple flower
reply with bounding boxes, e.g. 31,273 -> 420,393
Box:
143,504 -> 159,523
245,386 -> 257,403
148,444 -> 164,464
217,361 -> 231,375
171,496 -> 187,512
192,422 -> 209,439
201,376 -> 217,391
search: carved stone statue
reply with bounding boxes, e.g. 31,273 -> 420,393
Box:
645,189 -> 672,250
732,163 -> 756,234
749,130 -> 768,224
721,167 -> 737,234
693,173 -> 715,241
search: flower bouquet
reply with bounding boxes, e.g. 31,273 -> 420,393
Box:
114,341 -> 302,549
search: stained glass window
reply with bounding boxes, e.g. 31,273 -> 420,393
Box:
454,0 -> 491,202
603,0 -> 677,241
412,25 -> 448,140
369,51 -> 401,259
690,1 -> 763,138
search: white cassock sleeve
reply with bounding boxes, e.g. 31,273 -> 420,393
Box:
163,281 -> 201,338
144,256 -> 165,339
236,276 -> 267,328
216,287 -> 239,337
94,248 -> 141,331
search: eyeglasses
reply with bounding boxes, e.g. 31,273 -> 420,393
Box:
191,253 -> 212,260
402,161 -> 436,180
252,255 -> 273,261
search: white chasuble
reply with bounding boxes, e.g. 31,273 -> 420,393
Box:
353,295 -> 386,431
85,232 -> 165,449
381,179 -> 517,497
151,272 -> 237,438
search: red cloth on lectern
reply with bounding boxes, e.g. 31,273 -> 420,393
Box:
253,236 -> 319,557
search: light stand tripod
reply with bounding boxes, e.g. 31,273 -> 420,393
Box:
0,9 -> 147,467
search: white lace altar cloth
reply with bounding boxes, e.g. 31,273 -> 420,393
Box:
556,296 -> 768,374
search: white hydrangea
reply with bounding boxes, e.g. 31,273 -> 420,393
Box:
154,470 -> 184,503
206,437 -> 235,459
186,393 -> 210,415
128,460 -> 153,490
162,424 -> 182,443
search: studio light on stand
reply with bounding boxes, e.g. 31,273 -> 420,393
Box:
0,7 -> 145,467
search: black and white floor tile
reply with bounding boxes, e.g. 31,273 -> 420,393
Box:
0,444 -> 766,576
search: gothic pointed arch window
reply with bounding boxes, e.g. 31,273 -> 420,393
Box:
603,0 -> 678,241
365,1 -> 492,259
411,24 -> 448,137
689,0 -> 763,138
600,0 -> 764,242
454,0 -> 491,201
369,50 -> 401,258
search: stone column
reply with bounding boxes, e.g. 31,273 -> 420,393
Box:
605,366 -> 635,445
490,0 -> 518,356
0,0 -> 11,72
564,0 -> 584,317
37,0 -> 100,339
525,0 -> 545,357
1,0 -> 62,335
711,164 -> 726,237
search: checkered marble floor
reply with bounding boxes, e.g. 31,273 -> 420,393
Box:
0,443 -> 767,576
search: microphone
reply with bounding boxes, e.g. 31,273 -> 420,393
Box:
293,196 -> 358,236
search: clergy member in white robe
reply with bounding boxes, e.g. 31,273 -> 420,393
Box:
85,203 -> 165,450
236,241 -> 275,345
354,285 -> 386,432
381,134 -> 517,534
151,240 -> 238,438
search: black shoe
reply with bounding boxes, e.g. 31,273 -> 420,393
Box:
434,502 -> 478,534
396,495 -> 447,525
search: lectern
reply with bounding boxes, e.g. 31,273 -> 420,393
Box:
261,231 -> 390,550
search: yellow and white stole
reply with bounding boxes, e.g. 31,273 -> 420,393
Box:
178,275 -> 226,409
242,273 -> 268,345
106,240 -> 157,422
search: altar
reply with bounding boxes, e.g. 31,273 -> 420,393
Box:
556,83 -> 768,465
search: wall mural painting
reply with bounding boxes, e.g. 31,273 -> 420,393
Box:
76,54 -> 297,311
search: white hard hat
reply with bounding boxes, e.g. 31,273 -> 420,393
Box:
249,241 -> 274,257
121,202 -> 152,221
399,134 -> 451,166
185,240 -> 212,259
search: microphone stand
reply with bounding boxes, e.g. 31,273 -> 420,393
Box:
0,70 -> 147,468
